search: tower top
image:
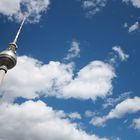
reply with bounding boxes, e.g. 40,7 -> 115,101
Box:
0,17 -> 26,85
13,17 -> 26,45
0,17 -> 26,71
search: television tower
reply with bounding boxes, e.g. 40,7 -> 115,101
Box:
0,17 -> 26,85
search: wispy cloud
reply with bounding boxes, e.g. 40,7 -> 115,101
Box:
64,41 -> 80,61
124,22 -> 128,28
81,0 -> 108,17
90,97 -> 140,126
112,46 -> 129,61
128,22 -> 139,33
85,110 -> 99,118
102,92 -> 132,109
123,0 -> 140,8
0,0 -> 50,23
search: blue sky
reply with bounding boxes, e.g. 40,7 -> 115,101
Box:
0,0 -> 140,140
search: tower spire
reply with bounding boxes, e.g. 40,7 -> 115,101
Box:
13,16 -> 26,44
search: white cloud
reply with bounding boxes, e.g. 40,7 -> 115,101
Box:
0,55 -> 115,101
132,117 -> 140,130
90,116 -> 107,127
128,22 -> 139,32
81,0 -> 107,17
112,46 -> 129,61
90,97 -> 140,126
64,41 -> 80,61
0,100 -> 108,140
102,92 -> 132,109
62,61 -> 115,100
0,0 -> 21,16
68,112 -> 82,120
0,55 -> 73,102
85,110 -> 99,118
106,97 -> 140,118
123,0 -> 140,8
0,0 -> 50,23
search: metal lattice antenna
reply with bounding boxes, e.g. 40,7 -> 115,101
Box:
13,17 -> 26,44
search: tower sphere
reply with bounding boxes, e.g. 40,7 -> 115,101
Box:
0,43 -> 17,70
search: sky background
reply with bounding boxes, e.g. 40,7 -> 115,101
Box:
0,0 -> 140,140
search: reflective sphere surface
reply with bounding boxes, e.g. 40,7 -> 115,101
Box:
0,50 -> 17,69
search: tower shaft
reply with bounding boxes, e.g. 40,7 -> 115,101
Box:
0,69 -> 6,86
0,65 -> 7,86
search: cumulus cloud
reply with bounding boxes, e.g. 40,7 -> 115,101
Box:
132,117 -> 140,130
0,0 -> 20,16
0,55 -> 115,101
90,97 -> 140,126
0,55 -> 73,102
0,0 -> 50,23
64,41 -> 80,61
0,100 -> 108,140
81,0 -> 107,17
62,61 -> 115,100
112,46 -> 129,61
123,0 -> 140,8
128,22 -> 139,32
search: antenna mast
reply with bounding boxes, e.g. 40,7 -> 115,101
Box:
13,17 -> 26,44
